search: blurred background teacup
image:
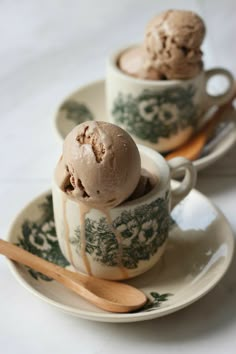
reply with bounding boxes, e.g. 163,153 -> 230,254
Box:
106,45 -> 235,152
52,145 -> 196,280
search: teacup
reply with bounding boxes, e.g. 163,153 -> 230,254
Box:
106,45 -> 235,152
52,145 -> 197,280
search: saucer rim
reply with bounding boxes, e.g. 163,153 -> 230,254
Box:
6,188 -> 235,323
53,78 -> 236,172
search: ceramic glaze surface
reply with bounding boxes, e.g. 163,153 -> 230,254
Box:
53,187 -> 169,280
111,86 -> 198,144
7,186 -> 234,322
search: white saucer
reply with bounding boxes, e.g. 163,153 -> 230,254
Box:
7,187 -> 234,322
54,80 -> 236,171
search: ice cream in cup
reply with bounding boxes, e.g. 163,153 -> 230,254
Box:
52,121 -> 197,280
106,10 -> 235,152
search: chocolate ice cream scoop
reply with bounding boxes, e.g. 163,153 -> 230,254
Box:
146,10 -> 205,54
55,121 -> 141,208
119,9 -> 205,80
145,9 -> 205,79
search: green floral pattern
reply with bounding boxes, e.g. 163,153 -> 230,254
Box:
71,193 -> 169,269
17,195 -> 69,281
60,100 -> 94,124
112,86 -> 198,143
16,194 -> 172,312
139,292 -> 172,312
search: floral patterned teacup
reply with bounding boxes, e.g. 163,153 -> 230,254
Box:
106,45 -> 235,152
52,145 -> 197,280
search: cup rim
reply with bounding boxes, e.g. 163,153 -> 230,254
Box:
107,43 -> 204,85
53,144 -> 170,210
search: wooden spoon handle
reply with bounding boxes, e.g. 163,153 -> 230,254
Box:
0,239 -> 147,313
0,240 -> 114,311
0,239 -> 69,281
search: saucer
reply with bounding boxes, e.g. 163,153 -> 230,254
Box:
7,186 -> 234,322
54,80 -> 236,171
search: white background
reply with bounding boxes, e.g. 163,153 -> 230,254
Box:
0,0 -> 236,353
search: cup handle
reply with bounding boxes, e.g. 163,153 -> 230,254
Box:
168,157 -> 197,209
205,68 -> 235,108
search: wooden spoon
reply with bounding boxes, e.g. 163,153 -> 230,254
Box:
0,239 -> 147,313
165,96 -> 235,161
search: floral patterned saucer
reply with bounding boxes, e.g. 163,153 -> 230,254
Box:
6,186 -> 234,322
54,80 -> 236,171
